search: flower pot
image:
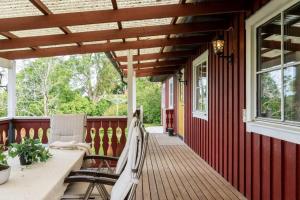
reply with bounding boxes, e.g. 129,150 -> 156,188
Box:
19,154 -> 32,165
167,128 -> 174,136
0,165 -> 11,184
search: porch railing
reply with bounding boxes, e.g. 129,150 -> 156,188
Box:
0,116 -> 127,156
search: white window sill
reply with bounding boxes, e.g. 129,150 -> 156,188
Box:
192,111 -> 208,121
246,121 -> 300,144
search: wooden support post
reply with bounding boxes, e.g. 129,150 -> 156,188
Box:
127,49 -> 136,127
7,61 -> 16,118
0,58 -> 16,143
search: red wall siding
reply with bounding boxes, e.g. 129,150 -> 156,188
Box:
183,13 -> 300,200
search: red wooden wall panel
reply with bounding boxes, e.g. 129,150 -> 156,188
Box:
177,10 -> 300,200
160,1 -> 300,199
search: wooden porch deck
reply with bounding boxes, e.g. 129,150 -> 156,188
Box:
135,134 -> 246,200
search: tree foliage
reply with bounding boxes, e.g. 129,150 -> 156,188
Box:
0,53 -> 162,124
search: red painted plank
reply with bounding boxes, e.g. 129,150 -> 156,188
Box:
228,28 -> 233,184
262,136 -> 271,200
223,31 -> 229,179
245,132 -> 252,199
252,133 -> 261,200
272,139 -> 282,200
233,15 -> 240,188
297,145 -> 300,200
283,142 -> 296,200
238,13 -> 246,195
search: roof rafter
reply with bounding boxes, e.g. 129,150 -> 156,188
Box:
120,59 -> 186,69
0,36 -> 211,59
0,2 -> 245,32
0,22 -> 225,50
115,50 -> 194,62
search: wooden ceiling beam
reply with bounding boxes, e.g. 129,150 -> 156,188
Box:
135,71 -> 175,77
125,66 -> 180,74
0,36 -> 210,59
0,22 -> 222,50
115,50 -> 194,62
120,59 -> 186,69
0,2 -> 245,32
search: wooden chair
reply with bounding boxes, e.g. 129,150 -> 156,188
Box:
62,122 -> 149,200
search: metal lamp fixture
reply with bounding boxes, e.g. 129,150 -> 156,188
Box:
212,34 -> 233,63
176,70 -> 187,85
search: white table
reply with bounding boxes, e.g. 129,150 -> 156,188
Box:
0,149 -> 85,200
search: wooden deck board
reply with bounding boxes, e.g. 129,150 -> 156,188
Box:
136,134 -> 246,200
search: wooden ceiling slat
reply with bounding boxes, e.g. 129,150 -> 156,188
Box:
0,2 -> 244,32
120,59 -> 186,69
115,50 -> 194,62
0,36 -> 210,59
0,22 -> 223,50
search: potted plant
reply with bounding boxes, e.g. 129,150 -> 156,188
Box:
8,138 -> 52,166
0,144 -> 10,184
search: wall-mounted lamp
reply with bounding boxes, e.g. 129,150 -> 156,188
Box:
176,71 -> 187,85
0,72 -> 7,90
212,34 -> 233,63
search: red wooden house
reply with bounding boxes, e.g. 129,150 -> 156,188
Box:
160,0 -> 300,199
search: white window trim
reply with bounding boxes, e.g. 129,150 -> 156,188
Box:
246,0 -> 300,144
168,77 -> 174,109
192,50 -> 208,120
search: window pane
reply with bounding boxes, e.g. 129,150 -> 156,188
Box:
196,87 -> 201,111
284,65 -> 300,121
284,2 -> 300,64
257,14 -> 282,71
196,64 -> 201,87
257,70 -> 281,119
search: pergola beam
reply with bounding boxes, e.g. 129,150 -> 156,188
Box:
120,60 -> 186,69
0,23 -> 224,50
136,71 -> 175,77
0,36 -> 211,59
0,2 -> 244,32
115,50 -> 194,62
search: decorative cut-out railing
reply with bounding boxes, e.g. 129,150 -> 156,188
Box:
0,118 -> 9,146
1,116 -> 127,156
165,109 -> 174,130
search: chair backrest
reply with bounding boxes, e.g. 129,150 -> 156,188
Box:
49,114 -> 86,144
115,116 -> 138,174
125,123 -> 149,200
110,125 -> 142,200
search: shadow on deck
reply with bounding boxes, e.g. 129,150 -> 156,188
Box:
135,133 -> 246,200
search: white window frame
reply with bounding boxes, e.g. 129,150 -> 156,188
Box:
192,50 -> 208,120
246,0 -> 300,144
168,77 -> 174,109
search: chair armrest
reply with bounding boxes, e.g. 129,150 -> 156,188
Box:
64,175 -> 117,186
84,155 -> 119,161
69,169 -> 120,179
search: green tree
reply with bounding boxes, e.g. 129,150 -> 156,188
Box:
136,78 -> 161,124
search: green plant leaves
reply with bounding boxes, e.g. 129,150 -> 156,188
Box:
8,138 -> 52,164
